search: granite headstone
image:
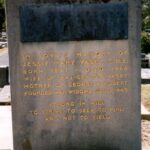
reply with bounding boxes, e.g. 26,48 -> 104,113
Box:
6,0 -> 141,150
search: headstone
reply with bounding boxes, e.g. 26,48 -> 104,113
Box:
6,0 -> 141,150
0,49 -> 9,87
0,85 -> 10,104
0,66 -> 9,88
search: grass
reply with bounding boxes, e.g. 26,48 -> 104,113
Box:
0,48 -> 8,53
141,84 -> 150,111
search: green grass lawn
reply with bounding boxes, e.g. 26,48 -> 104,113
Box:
142,84 -> 150,112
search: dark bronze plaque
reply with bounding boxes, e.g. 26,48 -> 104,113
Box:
19,2 -> 128,42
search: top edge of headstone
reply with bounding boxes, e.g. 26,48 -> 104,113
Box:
19,2 -> 128,42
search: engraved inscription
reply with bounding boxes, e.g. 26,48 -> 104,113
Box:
20,41 -> 129,123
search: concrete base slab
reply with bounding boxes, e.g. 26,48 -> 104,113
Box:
141,69 -> 150,84
0,49 -> 9,66
0,106 -> 13,150
0,85 -> 10,104
141,104 -> 150,120
142,69 -> 150,79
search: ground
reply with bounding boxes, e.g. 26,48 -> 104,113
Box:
0,47 -> 6,53
141,84 -> 150,149
142,120 -> 150,148
141,84 -> 150,111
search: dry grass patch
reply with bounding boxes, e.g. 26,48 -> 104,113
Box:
142,84 -> 150,112
0,48 -> 8,53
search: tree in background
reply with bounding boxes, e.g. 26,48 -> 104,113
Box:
0,0 -> 5,31
141,32 -> 150,53
142,0 -> 150,32
142,0 -> 150,54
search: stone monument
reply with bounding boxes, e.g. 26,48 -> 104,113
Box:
6,0 -> 141,150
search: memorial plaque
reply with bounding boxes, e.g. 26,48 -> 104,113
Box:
19,3 -> 128,42
6,0 -> 141,150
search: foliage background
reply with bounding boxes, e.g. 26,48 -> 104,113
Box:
142,0 -> 150,54
0,0 -> 5,31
